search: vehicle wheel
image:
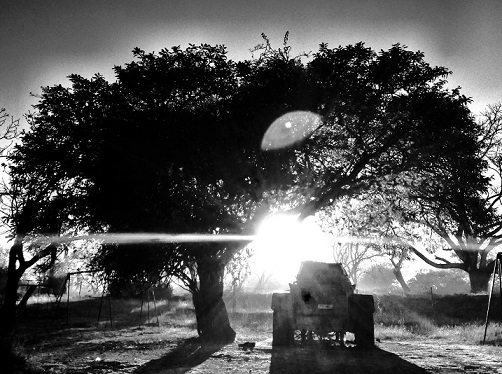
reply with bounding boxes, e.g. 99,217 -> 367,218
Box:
349,294 -> 375,348
300,329 -> 306,345
354,309 -> 374,348
335,332 -> 346,347
272,310 -> 293,346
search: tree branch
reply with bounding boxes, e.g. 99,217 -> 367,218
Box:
408,243 -> 464,269
434,256 -> 451,264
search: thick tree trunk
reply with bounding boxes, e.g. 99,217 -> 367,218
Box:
192,259 -> 236,343
17,285 -> 37,310
0,241 -> 24,356
393,267 -> 411,295
468,269 -> 491,293
2,242 -> 24,322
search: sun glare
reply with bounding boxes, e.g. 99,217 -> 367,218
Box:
251,214 -> 332,286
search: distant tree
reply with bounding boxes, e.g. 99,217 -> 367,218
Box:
358,264 -> 400,293
362,195 -> 438,295
252,270 -> 275,293
407,269 -> 470,294
319,192 -> 442,294
318,201 -> 382,285
6,38 -> 485,343
224,246 -> 252,312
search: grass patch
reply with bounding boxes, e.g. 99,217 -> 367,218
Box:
15,291 -> 502,353
374,294 -> 501,326
429,323 -> 502,345
3,341 -> 45,374
229,311 -> 273,331
373,323 -> 501,344
375,324 -> 416,341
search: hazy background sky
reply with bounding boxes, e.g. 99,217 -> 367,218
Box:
1,0 -> 501,125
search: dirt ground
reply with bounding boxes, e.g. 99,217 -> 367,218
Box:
21,324 -> 502,374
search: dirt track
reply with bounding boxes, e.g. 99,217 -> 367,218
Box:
25,326 -> 502,373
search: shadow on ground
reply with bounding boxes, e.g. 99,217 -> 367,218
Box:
134,337 -> 224,374
133,337 -> 429,374
269,345 -> 429,374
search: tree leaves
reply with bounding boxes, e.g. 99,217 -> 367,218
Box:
7,40 -> 487,293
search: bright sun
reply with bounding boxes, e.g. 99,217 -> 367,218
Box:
250,214 -> 332,286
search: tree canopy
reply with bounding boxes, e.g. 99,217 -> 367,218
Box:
4,38 -> 486,340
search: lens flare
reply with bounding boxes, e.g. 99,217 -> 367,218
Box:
35,233 -> 257,246
261,111 -> 322,151
29,232 -> 497,254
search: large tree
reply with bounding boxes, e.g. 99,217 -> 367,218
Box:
8,43 -> 298,342
5,38 -> 484,342
400,103 -> 502,293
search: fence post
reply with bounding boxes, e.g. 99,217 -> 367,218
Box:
430,286 -> 434,319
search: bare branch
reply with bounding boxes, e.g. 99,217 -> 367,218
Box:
0,108 -> 21,155
408,243 -> 464,269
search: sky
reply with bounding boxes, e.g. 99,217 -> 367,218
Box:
1,0 -> 502,126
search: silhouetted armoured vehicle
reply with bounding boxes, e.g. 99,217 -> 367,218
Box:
271,261 -> 375,347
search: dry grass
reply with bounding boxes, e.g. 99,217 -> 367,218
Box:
375,324 -> 416,340
15,292 -> 502,348
430,323 -> 502,345
369,293 -> 502,346
375,323 -> 502,345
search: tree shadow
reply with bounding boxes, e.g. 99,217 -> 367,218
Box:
134,337 -> 225,374
269,345 -> 429,374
